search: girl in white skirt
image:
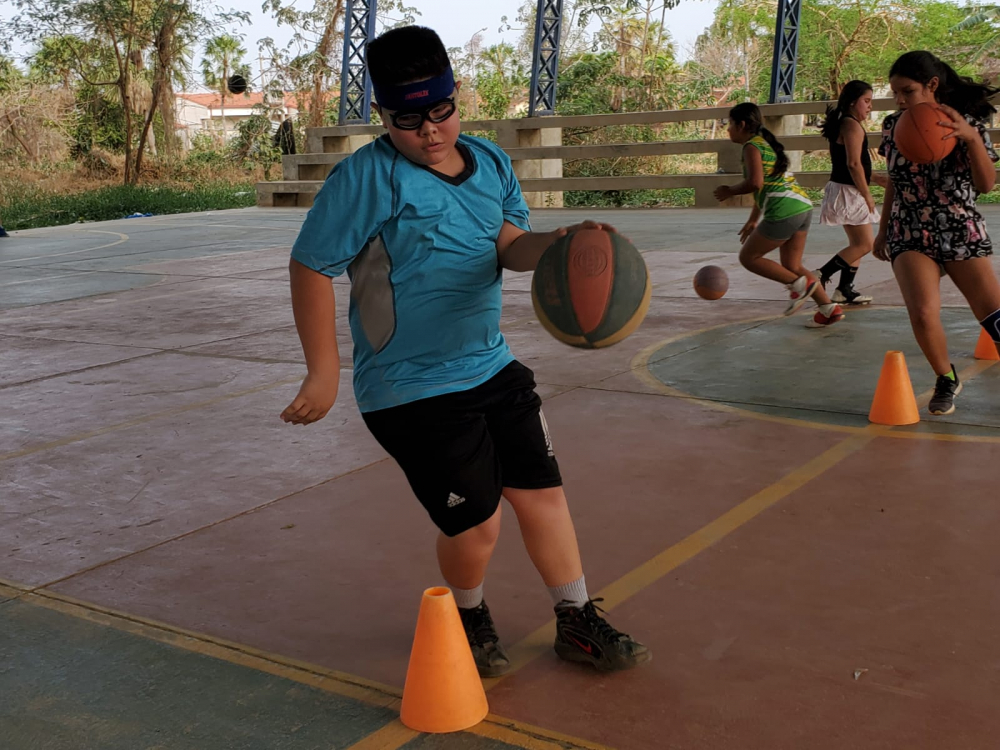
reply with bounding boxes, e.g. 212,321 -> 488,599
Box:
816,80 -> 887,305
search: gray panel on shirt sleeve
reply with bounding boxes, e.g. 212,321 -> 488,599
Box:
347,235 -> 396,353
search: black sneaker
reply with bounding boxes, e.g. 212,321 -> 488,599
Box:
554,599 -> 651,671
929,367 -> 962,416
458,601 -> 510,677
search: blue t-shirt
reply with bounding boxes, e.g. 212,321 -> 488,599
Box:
291,134 -> 531,412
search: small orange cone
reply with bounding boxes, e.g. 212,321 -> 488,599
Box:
400,587 -> 489,733
974,328 -> 999,360
869,351 -> 920,426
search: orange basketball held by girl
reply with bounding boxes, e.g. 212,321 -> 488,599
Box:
875,50 -> 1000,415
714,103 -> 845,327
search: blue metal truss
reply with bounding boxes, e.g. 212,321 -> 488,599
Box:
338,0 -> 377,125
528,0 -> 563,116
768,0 -> 802,103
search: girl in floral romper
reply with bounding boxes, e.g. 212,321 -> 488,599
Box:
875,51 -> 1000,415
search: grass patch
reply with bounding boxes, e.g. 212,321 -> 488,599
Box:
0,180 -> 257,231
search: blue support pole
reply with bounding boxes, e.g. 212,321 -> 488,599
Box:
528,0 -> 563,116
768,0 -> 802,104
338,0 -> 377,125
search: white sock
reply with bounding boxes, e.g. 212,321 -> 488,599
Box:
819,303 -> 837,315
549,575 -> 589,608
453,583 -> 484,610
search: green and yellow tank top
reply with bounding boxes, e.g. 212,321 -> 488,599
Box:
744,135 -> 812,222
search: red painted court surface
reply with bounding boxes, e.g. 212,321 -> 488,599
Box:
2,207 -> 998,749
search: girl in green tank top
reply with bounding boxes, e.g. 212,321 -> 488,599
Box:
714,102 -> 844,328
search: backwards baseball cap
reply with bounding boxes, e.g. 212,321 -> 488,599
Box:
372,66 -> 456,111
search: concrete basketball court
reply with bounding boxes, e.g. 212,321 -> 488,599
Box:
2,206 -> 998,749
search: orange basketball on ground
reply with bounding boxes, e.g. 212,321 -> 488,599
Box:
894,102 -> 956,164
531,229 -> 651,349
693,265 -> 729,300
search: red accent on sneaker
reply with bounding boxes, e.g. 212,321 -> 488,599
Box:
567,635 -> 593,654
807,305 -> 845,327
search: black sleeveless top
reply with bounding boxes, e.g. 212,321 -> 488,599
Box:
829,117 -> 872,187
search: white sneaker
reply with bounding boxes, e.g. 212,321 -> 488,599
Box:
785,276 -> 819,316
832,287 -> 873,305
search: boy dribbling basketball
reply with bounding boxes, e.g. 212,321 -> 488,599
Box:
281,25 -> 650,676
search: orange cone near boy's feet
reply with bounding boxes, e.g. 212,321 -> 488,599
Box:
400,587 -> 489,733
974,328 -> 1000,360
869,351 -> 920,426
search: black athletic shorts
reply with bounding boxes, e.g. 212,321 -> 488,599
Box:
361,361 -> 563,537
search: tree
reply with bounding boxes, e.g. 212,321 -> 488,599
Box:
796,0 -> 910,99
476,43 -> 528,119
201,33 -> 250,144
700,0 -> 775,102
6,0 -> 248,183
261,0 -> 420,129
262,0 -> 344,129
953,5 -> 1000,61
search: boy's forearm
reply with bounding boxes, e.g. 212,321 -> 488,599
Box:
499,230 -> 560,272
289,259 -> 340,374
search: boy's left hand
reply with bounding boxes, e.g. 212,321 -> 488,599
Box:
554,219 -> 618,237
937,105 -> 978,143
714,185 -> 733,201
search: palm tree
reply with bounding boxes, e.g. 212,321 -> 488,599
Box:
201,34 -> 250,144
954,6 -> 1000,60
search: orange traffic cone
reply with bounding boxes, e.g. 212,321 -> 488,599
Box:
974,328 -> 999,360
869,351 -> 920,426
400,587 -> 489,733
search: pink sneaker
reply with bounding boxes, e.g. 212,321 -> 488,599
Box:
785,275 -> 819,316
806,304 -> 845,328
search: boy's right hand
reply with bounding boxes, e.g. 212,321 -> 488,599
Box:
738,221 -> 757,243
281,371 -> 340,425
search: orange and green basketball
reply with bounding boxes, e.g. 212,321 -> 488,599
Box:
531,228 -> 651,349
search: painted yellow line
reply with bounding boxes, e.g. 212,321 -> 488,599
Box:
473,717 -> 617,750
491,430 -> 879,681
0,581 -> 26,600
342,716 -> 617,750
13,588 -> 608,750
26,588 -> 402,706
0,375 -> 302,463
343,721 -> 418,750
0,230 -> 129,265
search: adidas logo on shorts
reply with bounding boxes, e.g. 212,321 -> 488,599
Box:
447,492 -> 466,508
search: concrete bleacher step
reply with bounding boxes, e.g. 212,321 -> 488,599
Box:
281,152 -> 351,182
256,180 -> 324,208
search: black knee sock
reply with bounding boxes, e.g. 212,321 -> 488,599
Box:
820,255 -> 852,284
838,264 -> 859,292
